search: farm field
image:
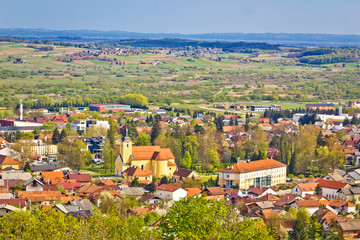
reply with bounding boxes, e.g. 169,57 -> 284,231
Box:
0,41 -> 360,113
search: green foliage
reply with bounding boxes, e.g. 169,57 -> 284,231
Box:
119,93 -> 148,108
160,196 -> 273,240
181,151 -> 192,169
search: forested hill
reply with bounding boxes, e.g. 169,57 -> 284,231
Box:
115,39 -> 280,51
1,28 -> 360,47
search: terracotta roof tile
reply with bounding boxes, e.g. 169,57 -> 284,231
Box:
156,184 -> 181,192
220,159 -> 286,174
186,188 -> 201,197
316,179 -> 349,189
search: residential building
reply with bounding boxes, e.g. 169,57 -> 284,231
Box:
218,159 -> 287,189
305,103 -> 334,111
291,183 -> 318,198
89,104 -> 131,112
316,179 -> 350,199
337,219 -> 360,238
173,168 -> 199,182
250,105 -> 281,112
122,165 -> 153,184
71,120 -> 87,131
344,171 -> 360,185
23,178 -> 44,191
323,172 -> 346,182
248,187 -> 277,199
115,130 -> 177,178
0,155 -> 22,170
156,184 -> 187,201
337,187 -> 360,204
292,200 -> 321,215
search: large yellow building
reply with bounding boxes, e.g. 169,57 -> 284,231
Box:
115,130 -> 177,178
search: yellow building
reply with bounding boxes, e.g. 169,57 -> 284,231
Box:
0,155 -> 22,170
122,166 -> 153,184
115,130 -> 177,178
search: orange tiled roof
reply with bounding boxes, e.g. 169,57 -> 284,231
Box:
132,146 -> 175,161
41,172 -> 64,184
315,179 -> 349,189
297,183 -> 318,192
0,155 -> 21,166
186,188 -> 201,197
122,166 -> 152,177
220,159 -> 286,174
295,200 -> 320,208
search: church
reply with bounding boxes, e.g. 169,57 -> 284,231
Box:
115,129 -> 177,178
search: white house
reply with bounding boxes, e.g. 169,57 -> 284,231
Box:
292,200 -> 320,215
156,184 -> 187,201
316,179 -> 350,199
291,183 -> 318,198
71,120 -> 87,131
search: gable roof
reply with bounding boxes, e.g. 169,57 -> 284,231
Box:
295,200 -> 321,208
138,193 -> 159,202
67,173 -> 91,182
338,219 -> 360,231
296,183 -> 318,192
174,168 -> 193,178
23,177 -> 44,187
0,155 -> 21,166
274,194 -> 300,207
156,184 -> 181,192
41,171 -> 65,184
68,199 -> 93,211
186,188 -> 201,197
0,198 -> 26,208
131,146 -> 175,161
220,159 -> 286,174
201,187 -> 225,196
249,186 -> 277,196
316,179 -> 349,189
256,193 -> 280,202
122,166 -> 152,177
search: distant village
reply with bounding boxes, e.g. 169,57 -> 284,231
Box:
0,100 -> 360,238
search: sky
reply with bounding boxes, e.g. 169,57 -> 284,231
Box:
1,0 -> 359,35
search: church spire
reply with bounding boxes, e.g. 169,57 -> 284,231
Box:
122,125 -> 131,141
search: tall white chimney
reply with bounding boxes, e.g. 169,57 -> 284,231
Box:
19,99 -> 23,121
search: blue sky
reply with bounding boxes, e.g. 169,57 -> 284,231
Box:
1,0 -> 359,34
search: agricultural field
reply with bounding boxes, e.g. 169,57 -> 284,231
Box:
0,41 -> 360,112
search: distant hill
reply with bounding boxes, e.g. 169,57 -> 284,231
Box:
1,28 -> 360,47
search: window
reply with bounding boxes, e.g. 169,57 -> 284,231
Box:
169,167 -> 172,171
141,165 -> 144,170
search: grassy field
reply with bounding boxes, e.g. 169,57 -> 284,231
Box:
0,41 -> 359,112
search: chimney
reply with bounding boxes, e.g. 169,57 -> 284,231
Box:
19,99 -> 23,121
339,105 -> 342,116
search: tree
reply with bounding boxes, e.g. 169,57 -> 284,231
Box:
207,149 -> 220,171
315,184 -> 322,195
119,93 -> 148,108
160,196 -> 273,239
52,128 -> 60,144
59,129 -> 67,142
135,132 -> 151,146
181,151 -> 192,169
307,215 -> 323,240
99,191 -> 121,213
23,161 -> 31,173
289,208 -> 310,240
61,140 -> 91,171
151,119 -> 161,144
160,176 -> 168,185
214,116 -> 224,132
184,135 -> 199,167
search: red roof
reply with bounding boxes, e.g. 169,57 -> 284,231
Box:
0,198 -> 26,208
56,182 -> 82,190
67,173 -> 91,182
156,184 -> 181,192
316,179 -> 349,189
249,186 -> 276,196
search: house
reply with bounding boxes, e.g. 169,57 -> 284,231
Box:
138,193 -> 161,205
201,187 -> 225,198
218,159 -> 287,189
30,165 -> 71,177
56,182 -> 82,194
273,194 -> 302,208
0,155 -> 22,170
337,219 -> 360,238
115,130 -> 177,178
0,204 -> 21,217
156,184 -> 187,201
66,173 -> 91,186
246,201 -> 275,214
291,183 -> 318,198
0,198 -> 26,208
323,172 -> 346,183
292,200 -> 321,215
23,178 -> 44,191
316,207 -> 340,231
256,193 -> 280,202
186,188 -> 202,197
68,199 -> 93,211
173,168 -> 199,182
122,165 -> 153,184
248,186 -> 277,199
41,171 -> 65,185
343,171 -> 360,185
325,199 -> 356,213
337,187 -> 360,204
316,179 -> 350,199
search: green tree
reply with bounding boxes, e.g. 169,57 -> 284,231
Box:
135,132 -> 151,146
52,128 -> 60,144
181,151 -> 192,169
151,119 -> 161,144
307,215 -> 323,240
